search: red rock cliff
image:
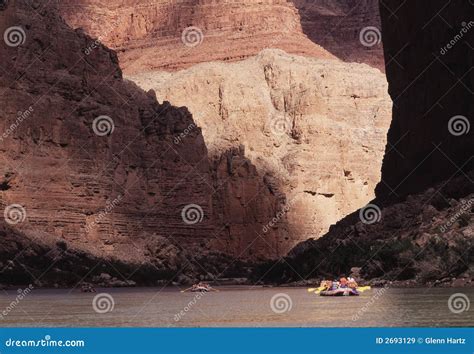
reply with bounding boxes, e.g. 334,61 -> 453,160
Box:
56,0 -> 335,73
293,0 -> 385,70
0,0 -> 293,286
256,0 -> 474,286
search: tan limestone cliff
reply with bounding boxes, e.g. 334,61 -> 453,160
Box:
129,49 -> 392,248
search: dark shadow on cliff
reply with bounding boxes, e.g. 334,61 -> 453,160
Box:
255,0 -> 474,287
375,0 -> 474,199
254,171 -> 474,286
0,0 -> 298,287
291,0 -> 386,71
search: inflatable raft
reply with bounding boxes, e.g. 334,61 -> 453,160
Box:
319,288 -> 359,296
181,284 -> 219,293
190,286 -> 211,292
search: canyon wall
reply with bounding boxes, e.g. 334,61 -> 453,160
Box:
1,0 -> 395,287
257,0 -> 473,286
55,0 -> 385,73
376,0 -> 473,198
293,0 -> 384,71
129,49 -> 391,252
56,0 -> 334,73
0,0 -> 292,286
0,0 -> 210,262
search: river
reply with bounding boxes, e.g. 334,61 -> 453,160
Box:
0,287 -> 472,327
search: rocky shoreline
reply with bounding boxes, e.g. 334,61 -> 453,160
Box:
253,172 -> 474,288
1,172 -> 472,290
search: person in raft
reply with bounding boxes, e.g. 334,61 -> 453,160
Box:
320,277 -> 358,291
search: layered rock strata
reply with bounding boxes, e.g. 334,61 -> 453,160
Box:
56,0 -> 335,73
129,49 -> 392,249
256,0 -> 474,285
0,0 -> 283,286
293,0 -> 385,70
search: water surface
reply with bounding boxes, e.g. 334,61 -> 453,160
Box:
1,287 -> 472,327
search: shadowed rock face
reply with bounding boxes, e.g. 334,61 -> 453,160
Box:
0,1 -> 8,11
0,0 -> 210,262
129,49 -> 391,249
376,0 -> 473,199
0,1 -> 295,286
292,0 -> 385,71
0,0 -> 390,290
55,1 -> 387,73
55,0 -> 335,73
256,0 -> 474,286
256,172 -> 474,287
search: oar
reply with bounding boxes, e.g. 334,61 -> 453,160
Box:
307,286 -> 325,293
180,287 -> 193,293
356,286 -> 371,292
314,286 -> 329,295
